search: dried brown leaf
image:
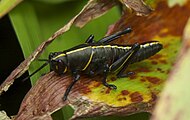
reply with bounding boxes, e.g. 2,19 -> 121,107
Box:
14,72 -> 154,120
74,0 -> 117,28
119,0 -> 152,16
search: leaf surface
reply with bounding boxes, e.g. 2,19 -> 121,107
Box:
0,0 -> 23,18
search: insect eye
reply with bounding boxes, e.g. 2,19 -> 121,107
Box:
58,59 -> 62,63
49,52 -> 60,59
49,52 -> 54,59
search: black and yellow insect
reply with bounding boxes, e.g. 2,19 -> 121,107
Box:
26,27 -> 163,101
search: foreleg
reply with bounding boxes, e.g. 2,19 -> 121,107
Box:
63,71 -> 80,101
102,64 -> 117,89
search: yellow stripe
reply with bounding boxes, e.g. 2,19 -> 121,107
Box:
140,42 -> 159,48
82,50 -> 94,71
67,46 -> 91,54
111,50 -> 135,72
53,45 -> 131,60
52,53 -> 66,60
64,66 -> 67,73
92,45 -> 111,48
92,45 -> 131,50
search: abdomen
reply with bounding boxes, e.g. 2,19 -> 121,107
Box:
130,41 -> 163,64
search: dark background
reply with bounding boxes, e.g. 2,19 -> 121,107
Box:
0,15 -> 31,116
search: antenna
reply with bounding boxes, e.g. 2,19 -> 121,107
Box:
22,62 -> 49,82
38,59 -> 49,62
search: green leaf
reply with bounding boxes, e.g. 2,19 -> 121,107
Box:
9,1 -> 45,82
0,0 -> 23,18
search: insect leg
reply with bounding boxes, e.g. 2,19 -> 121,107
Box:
109,43 -> 140,76
102,64 -> 117,89
85,34 -> 95,43
117,44 -> 141,78
63,72 -> 80,101
98,27 -> 132,43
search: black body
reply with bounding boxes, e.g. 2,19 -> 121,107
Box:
50,43 -> 162,76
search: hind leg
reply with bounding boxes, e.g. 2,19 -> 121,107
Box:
63,71 -> 80,101
109,43 -> 140,77
98,27 -> 132,43
85,34 -> 95,43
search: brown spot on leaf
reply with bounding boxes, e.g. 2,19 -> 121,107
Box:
93,82 -> 101,88
167,69 -> 171,74
81,86 -> 91,94
150,92 -> 157,102
157,68 -> 162,71
150,54 -> 163,60
140,78 -> 146,82
151,61 -> 158,65
163,43 -> 170,48
129,73 -> 137,80
121,90 -> 129,96
159,59 -> 167,64
118,97 -> 127,101
130,92 -> 143,102
105,88 -> 111,94
135,67 -> 151,73
110,77 -> 117,81
146,77 -> 161,84
157,68 -> 165,73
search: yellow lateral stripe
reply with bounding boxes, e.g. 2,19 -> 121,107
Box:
64,66 -> 67,73
53,45 -> 132,60
112,51 -> 135,72
140,42 -> 159,48
82,50 -> 94,71
92,45 -> 111,48
67,46 -> 91,54
52,53 -> 66,60
92,45 -> 131,49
